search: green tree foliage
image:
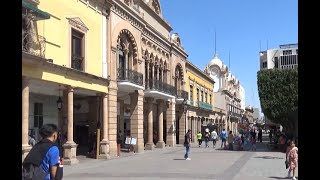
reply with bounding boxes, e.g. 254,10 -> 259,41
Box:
257,69 -> 298,129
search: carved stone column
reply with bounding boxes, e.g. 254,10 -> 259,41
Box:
145,97 -> 154,150
99,93 -> 110,159
156,99 -> 165,148
63,86 -> 79,165
22,77 -> 31,162
166,99 -> 176,147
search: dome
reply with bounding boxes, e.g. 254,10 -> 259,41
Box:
208,54 -> 223,69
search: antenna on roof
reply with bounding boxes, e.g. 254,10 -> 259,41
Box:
259,40 -> 261,52
214,29 -> 217,55
229,51 -> 231,71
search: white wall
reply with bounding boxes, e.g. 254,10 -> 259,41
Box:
29,93 -> 59,141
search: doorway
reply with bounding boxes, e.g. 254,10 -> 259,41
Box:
75,125 -> 89,156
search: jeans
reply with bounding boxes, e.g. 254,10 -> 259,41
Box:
198,139 -> 202,146
212,139 -> 217,146
205,138 -> 209,147
184,144 -> 190,159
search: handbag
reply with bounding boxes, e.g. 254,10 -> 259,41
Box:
285,160 -> 289,169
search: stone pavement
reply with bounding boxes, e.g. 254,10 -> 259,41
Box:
63,137 -> 298,180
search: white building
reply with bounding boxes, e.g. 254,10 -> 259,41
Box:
253,107 -> 260,121
259,43 -> 298,70
204,54 -> 245,133
239,85 -> 245,110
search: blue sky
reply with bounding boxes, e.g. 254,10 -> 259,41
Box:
161,0 -> 298,114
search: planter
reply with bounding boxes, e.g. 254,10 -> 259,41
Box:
233,143 -> 240,151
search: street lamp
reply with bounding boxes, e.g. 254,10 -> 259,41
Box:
56,85 -> 63,111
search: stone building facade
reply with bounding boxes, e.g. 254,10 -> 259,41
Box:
204,54 -> 244,134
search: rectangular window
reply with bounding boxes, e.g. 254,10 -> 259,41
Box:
190,85 -> 193,101
205,92 -> 207,103
274,57 -> 279,68
296,49 -> 298,55
196,88 -> 199,102
201,91 -> 204,102
209,94 -> 212,104
283,50 -> 292,55
34,103 -> 43,128
71,29 -> 84,71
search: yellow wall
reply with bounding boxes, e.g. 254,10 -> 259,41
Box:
185,70 -> 214,110
37,0 -> 103,77
23,63 -> 108,93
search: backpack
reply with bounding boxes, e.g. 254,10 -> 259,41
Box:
22,163 -> 47,180
22,139 -> 62,180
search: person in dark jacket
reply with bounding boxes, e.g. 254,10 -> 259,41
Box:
23,124 -> 61,180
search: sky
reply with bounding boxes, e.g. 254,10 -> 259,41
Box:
161,0 -> 298,115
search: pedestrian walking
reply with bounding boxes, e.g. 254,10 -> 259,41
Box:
269,129 -> 273,143
197,131 -> 202,147
251,136 -> 257,151
204,129 -> 210,148
211,129 -> 218,148
286,140 -> 298,180
220,129 -> 227,149
22,124 -> 63,180
258,128 -> 263,142
28,130 -> 36,147
184,129 -> 192,160
227,131 -> 234,150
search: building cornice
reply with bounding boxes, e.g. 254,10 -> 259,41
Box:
186,61 -> 215,85
138,0 -> 172,32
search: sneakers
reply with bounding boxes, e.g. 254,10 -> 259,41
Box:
292,177 -> 296,180
185,158 -> 191,160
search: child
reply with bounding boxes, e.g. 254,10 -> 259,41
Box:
287,140 -> 298,180
251,136 -> 256,151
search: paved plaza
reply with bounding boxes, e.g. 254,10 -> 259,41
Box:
63,137 -> 298,180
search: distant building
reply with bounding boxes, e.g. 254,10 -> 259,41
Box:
253,108 -> 260,122
259,43 -> 298,70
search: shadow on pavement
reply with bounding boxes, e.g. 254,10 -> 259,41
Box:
173,158 -> 186,160
255,156 -> 284,159
268,176 -> 293,179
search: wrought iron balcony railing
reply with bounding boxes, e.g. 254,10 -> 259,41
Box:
199,101 -> 213,111
117,68 -> 144,86
176,90 -> 188,100
22,31 -> 46,58
228,111 -> 242,118
147,79 -> 176,96
71,55 -> 84,71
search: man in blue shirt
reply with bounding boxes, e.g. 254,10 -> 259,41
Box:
23,124 -> 61,180
39,124 -> 60,180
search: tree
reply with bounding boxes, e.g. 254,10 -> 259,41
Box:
257,69 -> 298,134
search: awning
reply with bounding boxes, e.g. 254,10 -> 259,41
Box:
22,0 -> 50,20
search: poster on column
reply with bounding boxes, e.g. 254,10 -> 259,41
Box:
125,137 -> 131,144
131,138 -> 137,145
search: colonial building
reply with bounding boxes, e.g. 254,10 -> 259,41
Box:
22,0 -> 109,164
184,61 -> 225,142
244,106 -> 254,124
204,54 -> 243,134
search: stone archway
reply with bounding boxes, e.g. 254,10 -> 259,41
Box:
116,29 -> 138,72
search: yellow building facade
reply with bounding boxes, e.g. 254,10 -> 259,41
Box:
22,0 -> 110,164
184,61 -> 226,142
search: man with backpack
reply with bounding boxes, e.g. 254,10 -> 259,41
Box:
220,129 -> 227,149
22,124 -> 63,180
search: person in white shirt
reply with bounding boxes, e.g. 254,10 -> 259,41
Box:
211,129 -> 218,148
